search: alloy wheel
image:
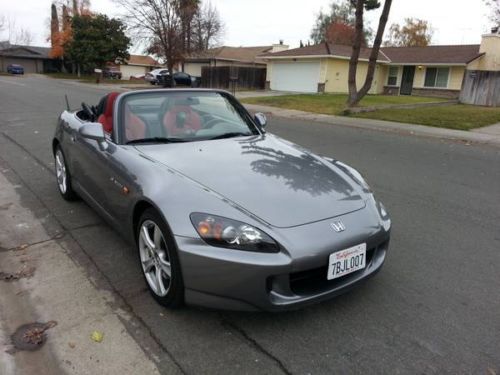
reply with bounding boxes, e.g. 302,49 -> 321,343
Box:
55,150 -> 67,194
138,220 -> 172,297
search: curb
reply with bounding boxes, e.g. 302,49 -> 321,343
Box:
244,103 -> 500,148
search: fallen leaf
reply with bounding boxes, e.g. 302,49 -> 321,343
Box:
90,331 -> 104,343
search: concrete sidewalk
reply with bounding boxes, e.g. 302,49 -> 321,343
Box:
0,166 -> 162,374
244,103 -> 500,148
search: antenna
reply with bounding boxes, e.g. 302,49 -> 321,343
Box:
65,94 -> 70,111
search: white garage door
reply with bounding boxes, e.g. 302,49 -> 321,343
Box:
271,62 -> 320,93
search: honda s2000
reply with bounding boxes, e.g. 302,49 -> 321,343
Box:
52,89 -> 391,311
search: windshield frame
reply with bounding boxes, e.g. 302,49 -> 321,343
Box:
114,89 -> 262,145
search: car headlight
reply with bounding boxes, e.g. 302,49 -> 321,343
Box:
190,213 -> 279,253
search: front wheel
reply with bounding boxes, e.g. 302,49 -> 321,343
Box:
137,209 -> 184,308
54,146 -> 78,201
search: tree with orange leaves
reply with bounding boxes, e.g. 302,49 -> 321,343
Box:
49,1 -> 91,60
325,21 -> 366,46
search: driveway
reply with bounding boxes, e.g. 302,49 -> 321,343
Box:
0,75 -> 499,374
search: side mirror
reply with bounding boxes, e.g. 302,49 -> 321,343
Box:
254,112 -> 267,129
79,123 -> 108,150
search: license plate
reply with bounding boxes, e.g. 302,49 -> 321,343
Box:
327,243 -> 366,280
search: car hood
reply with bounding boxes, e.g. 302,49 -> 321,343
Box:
136,135 -> 366,228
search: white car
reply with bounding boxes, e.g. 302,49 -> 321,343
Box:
145,68 -> 169,85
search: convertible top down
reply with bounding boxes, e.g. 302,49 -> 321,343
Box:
52,89 -> 391,311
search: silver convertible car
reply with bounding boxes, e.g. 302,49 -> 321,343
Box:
52,89 -> 391,311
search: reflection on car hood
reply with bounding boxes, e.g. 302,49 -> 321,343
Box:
137,134 -> 366,228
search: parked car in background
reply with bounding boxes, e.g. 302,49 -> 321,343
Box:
103,67 -> 122,80
7,64 -> 24,75
159,72 -> 200,88
145,68 -> 169,85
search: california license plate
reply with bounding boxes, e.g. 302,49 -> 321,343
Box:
327,243 -> 366,280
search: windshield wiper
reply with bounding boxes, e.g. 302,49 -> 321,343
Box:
208,132 -> 252,140
126,137 -> 189,145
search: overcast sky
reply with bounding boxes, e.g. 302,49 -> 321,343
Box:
0,0 -> 493,50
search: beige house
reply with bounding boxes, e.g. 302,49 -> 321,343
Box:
119,55 -> 160,80
261,31 -> 500,100
182,44 -> 289,77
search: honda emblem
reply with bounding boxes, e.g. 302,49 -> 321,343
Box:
330,221 -> 346,232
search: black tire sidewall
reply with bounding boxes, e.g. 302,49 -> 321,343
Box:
137,208 -> 184,308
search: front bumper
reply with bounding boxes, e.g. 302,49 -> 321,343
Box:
175,205 -> 391,312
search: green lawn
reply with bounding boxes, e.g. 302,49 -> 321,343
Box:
354,104 -> 500,131
242,94 -> 446,116
242,93 -> 500,130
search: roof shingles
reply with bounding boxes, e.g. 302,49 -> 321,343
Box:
261,42 -> 482,65
187,46 -> 273,64
126,54 -> 159,66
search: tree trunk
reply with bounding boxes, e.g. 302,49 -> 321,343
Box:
347,0 -> 393,108
347,0 -> 365,107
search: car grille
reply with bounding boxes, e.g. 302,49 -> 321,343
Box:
288,242 -> 386,296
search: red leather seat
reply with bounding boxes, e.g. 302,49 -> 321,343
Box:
97,92 -> 120,133
124,105 -> 146,141
163,105 -> 201,136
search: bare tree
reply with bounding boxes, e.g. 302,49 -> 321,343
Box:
484,0 -> 500,25
115,0 -> 184,73
17,28 -> 35,45
179,0 -> 200,53
192,1 -> 224,51
0,15 -> 5,34
347,0 -> 392,108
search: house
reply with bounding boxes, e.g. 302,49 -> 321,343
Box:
0,42 -> 57,73
182,44 -> 289,77
260,31 -> 500,101
118,54 -> 160,80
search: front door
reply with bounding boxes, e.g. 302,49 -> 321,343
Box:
400,66 -> 415,95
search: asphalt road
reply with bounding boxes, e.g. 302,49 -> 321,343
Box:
1,74 -> 499,374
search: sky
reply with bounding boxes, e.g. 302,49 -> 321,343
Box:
0,0 -> 494,50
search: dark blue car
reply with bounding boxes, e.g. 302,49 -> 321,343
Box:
7,64 -> 24,75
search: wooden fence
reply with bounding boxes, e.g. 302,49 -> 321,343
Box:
201,66 -> 266,90
460,70 -> 500,107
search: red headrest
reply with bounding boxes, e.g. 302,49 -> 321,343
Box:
97,92 -> 120,133
163,106 -> 201,136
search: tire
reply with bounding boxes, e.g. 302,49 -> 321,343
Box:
137,208 -> 184,308
54,145 -> 78,201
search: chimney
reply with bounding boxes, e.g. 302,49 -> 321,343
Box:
270,41 -> 289,53
477,31 -> 500,71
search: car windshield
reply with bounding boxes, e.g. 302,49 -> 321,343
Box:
120,91 -> 259,144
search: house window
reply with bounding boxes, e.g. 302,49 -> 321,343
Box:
387,66 -> 399,86
424,67 -> 449,88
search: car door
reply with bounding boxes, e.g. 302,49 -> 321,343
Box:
175,72 -> 191,86
73,133 -> 138,226
92,144 -> 140,226
72,131 -> 117,218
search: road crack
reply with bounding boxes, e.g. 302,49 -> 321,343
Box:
219,316 -> 292,375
